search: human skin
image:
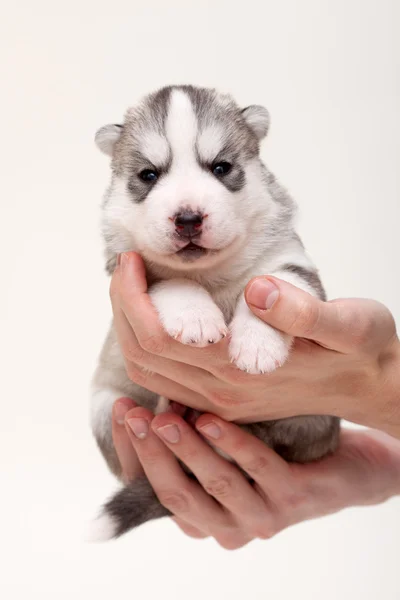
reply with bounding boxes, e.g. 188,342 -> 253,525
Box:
106,251 -> 400,546
110,252 -> 400,436
112,398 -> 400,548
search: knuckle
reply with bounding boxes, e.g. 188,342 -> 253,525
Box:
289,300 -> 319,336
138,447 -> 163,466
351,318 -> 376,348
121,339 -> 145,363
126,363 -> 147,386
158,489 -> 192,514
140,334 -> 166,355
179,447 -> 199,463
208,389 -> 237,409
280,491 -> 306,510
216,534 -> 247,551
242,455 -> 271,478
334,300 -> 392,350
255,524 -> 277,540
220,365 -> 248,385
204,476 -> 233,499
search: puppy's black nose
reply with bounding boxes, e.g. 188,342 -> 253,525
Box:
174,212 -> 203,238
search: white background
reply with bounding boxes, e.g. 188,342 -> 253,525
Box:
1,1 -> 399,599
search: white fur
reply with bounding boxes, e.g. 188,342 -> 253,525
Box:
85,512 -> 118,542
102,89 -> 260,272
165,90 -> 198,167
95,86 -> 321,403
228,269 -> 319,373
91,86 -> 332,539
155,396 -> 171,414
139,131 -> 170,167
150,279 -> 228,346
229,295 -> 292,374
90,386 -> 122,439
271,268 -> 318,297
197,125 -> 224,163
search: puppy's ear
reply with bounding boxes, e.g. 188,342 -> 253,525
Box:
242,105 -> 270,140
95,124 -> 123,156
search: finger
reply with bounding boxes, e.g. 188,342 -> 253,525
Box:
111,260 -> 220,400
125,362 -> 215,413
124,406 -> 233,536
111,273 -> 216,411
195,415 -> 295,507
245,277 -> 394,353
112,398 -> 143,482
172,517 -> 209,539
113,298 -> 216,404
151,413 -> 272,536
117,252 -> 230,370
112,252 -> 165,354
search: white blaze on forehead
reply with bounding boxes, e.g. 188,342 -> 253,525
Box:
165,89 -> 198,167
139,130 -> 170,166
197,125 -> 224,163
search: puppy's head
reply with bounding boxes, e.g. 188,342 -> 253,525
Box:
97,85 -> 271,271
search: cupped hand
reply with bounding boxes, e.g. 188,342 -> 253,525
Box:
110,252 -> 400,437
112,398 -> 400,549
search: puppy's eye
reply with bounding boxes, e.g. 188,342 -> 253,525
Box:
139,169 -> 158,183
212,161 -> 232,176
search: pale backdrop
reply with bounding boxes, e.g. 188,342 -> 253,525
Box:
1,1 -> 399,599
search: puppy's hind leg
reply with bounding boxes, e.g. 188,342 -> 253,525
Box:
90,385 -> 131,479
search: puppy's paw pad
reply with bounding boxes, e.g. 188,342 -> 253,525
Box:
229,319 -> 292,374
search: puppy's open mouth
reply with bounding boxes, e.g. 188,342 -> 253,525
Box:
176,242 -> 209,259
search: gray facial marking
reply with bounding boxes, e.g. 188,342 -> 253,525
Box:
111,85 -> 262,202
127,172 -> 158,203
111,87 -> 173,179
183,84 -> 260,161
221,167 -> 246,192
214,164 -> 246,193
126,149 -> 173,204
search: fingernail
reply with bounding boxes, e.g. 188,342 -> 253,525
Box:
120,252 -> 129,270
114,401 -> 130,425
127,418 -> 149,439
198,422 -> 221,440
157,424 -> 180,444
247,279 -> 279,310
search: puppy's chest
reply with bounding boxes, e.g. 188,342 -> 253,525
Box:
147,269 -> 247,324
207,282 -> 245,323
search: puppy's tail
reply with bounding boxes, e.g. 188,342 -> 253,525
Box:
86,478 -> 171,542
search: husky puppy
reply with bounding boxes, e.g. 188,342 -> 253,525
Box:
89,85 -> 340,540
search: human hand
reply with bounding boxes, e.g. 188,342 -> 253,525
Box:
112,397 -> 400,549
110,252 -> 400,437
112,397 -> 208,539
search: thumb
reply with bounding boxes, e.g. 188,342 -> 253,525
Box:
244,277 -> 393,354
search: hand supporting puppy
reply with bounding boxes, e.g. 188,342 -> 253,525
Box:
112,398 -> 400,549
111,252 -> 400,438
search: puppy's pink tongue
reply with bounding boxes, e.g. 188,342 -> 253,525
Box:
169,401 -> 187,417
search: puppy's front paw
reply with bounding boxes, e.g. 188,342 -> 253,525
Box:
164,304 -> 227,347
150,281 -> 228,347
150,287 -> 227,347
229,316 -> 292,374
